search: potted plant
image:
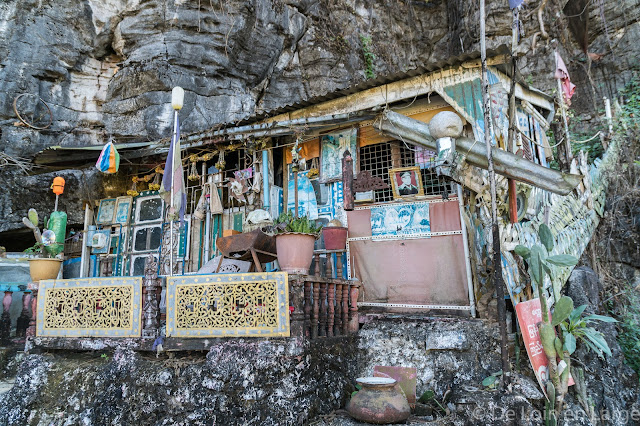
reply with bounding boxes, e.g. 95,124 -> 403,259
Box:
22,208 -> 63,282
273,211 -> 321,274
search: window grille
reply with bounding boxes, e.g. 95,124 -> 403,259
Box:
358,141 -> 453,203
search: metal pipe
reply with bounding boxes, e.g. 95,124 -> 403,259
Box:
604,97 -> 613,135
204,175 -> 212,263
457,184 -> 476,317
262,149 -> 270,212
169,109 -> 178,276
376,110 -> 582,195
80,203 -> 92,278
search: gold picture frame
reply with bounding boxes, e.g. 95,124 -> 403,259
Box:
389,166 -> 424,200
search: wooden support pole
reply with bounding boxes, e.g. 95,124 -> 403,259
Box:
555,50 -> 573,169
348,284 -> 359,334
507,7 -> 519,224
289,277 -> 305,338
342,150 -> 354,211
327,283 -> 335,337
481,0 -> 511,386
342,283 -> 350,335
335,283 -> 343,336
319,283 -> 327,337
311,283 -> 320,339
304,281 -> 312,338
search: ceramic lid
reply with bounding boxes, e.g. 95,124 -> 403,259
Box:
355,377 -> 396,386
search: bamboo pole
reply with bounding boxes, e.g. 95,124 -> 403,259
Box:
480,0 -> 511,386
507,7 -> 519,224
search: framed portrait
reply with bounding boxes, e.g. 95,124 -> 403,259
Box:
114,196 -> 133,225
96,198 -> 116,225
389,167 -> 424,200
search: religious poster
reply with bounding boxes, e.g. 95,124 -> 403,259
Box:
370,201 -> 430,237
320,128 -> 357,182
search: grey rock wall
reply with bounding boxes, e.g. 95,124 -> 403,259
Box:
0,0 -> 638,242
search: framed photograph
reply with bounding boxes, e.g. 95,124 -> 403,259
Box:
389,167 -> 424,200
96,198 -> 116,225
114,196 -> 133,225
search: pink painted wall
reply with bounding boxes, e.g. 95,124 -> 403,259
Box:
347,198 -> 469,306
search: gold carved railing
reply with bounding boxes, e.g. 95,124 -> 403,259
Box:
166,272 -> 290,338
36,277 -> 143,337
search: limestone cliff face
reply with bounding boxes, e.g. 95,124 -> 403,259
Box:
0,0 -> 638,243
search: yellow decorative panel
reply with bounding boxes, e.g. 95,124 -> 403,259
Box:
37,277 -> 142,337
167,272 -> 289,337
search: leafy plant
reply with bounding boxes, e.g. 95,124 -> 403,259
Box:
23,242 -> 51,258
481,370 -> 503,389
359,35 -> 376,80
273,211 -> 322,235
558,305 -> 617,358
514,223 -> 578,420
417,388 -> 450,415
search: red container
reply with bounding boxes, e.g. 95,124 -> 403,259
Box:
322,226 -> 348,250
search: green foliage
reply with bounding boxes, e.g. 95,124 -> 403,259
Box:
417,388 -> 449,414
23,242 -> 51,258
551,296 -> 574,326
539,223 -> 554,252
610,285 -> 640,375
558,305 -> 617,357
359,35 -> 376,80
274,211 -> 322,235
481,370 -> 502,389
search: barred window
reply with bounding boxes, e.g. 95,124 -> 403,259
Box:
358,141 -> 453,203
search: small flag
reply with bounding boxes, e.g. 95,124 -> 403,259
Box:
159,116 -> 187,224
555,52 -> 576,105
96,141 -> 120,174
509,0 -> 525,9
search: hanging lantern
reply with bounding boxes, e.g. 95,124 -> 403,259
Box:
51,177 -> 65,195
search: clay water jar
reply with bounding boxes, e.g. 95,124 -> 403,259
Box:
275,232 -> 316,274
347,377 -> 410,424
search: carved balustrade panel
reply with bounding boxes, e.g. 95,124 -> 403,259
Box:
37,278 -> 143,337
166,272 -> 290,338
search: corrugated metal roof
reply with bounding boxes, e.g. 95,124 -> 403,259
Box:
243,46 -> 518,124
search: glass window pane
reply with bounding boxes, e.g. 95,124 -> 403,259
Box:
149,227 -> 162,250
138,198 -> 163,222
134,228 -> 148,252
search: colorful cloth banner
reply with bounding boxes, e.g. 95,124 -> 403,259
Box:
159,115 -> 186,223
95,141 -> 120,174
509,0 -> 525,9
555,52 -> 576,105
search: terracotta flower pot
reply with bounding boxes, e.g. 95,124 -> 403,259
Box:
275,232 -> 316,274
347,377 -> 410,424
28,258 -> 63,282
322,226 -> 348,250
